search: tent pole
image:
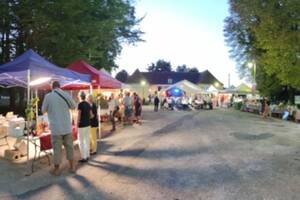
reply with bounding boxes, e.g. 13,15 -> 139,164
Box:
97,86 -> 101,141
26,69 -> 30,174
90,84 -> 93,94
35,89 -> 38,129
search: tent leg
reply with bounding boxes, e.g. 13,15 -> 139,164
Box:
90,84 -> 93,94
26,69 -> 31,176
97,86 -> 101,141
35,89 -> 38,126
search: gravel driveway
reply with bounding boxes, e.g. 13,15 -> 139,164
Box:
2,107 -> 300,200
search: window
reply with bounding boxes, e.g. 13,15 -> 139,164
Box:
167,78 -> 173,84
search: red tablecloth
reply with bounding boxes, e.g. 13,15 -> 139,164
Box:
39,126 -> 78,151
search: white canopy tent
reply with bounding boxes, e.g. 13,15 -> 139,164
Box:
161,80 -> 203,95
205,85 -> 219,93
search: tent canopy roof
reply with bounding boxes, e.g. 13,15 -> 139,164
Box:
0,49 -> 90,87
236,83 -> 252,93
162,80 -> 203,95
67,60 -> 122,89
221,83 -> 253,94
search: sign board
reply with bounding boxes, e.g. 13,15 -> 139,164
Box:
295,95 -> 300,104
0,95 -> 10,106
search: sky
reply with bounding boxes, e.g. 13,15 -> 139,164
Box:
115,0 -> 242,87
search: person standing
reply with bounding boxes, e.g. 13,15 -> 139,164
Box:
260,97 -> 266,115
87,94 -> 98,155
220,95 -> 225,108
42,81 -> 76,176
154,94 -> 160,112
116,94 -> 123,122
108,94 -> 119,132
133,93 -> 142,124
77,92 -> 92,163
148,94 -> 152,104
123,92 -> 133,125
262,98 -> 270,119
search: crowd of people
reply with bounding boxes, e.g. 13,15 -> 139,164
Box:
41,81 -> 143,176
240,97 -> 293,119
107,91 -> 142,127
151,93 -> 216,111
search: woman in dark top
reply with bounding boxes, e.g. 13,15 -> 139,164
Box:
154,95 -> 159,112
261,98 -> 266,115
133,93 -> 142,124
88,94 -> 98,155
77,92 -> 92,162
262,98 -> 270,119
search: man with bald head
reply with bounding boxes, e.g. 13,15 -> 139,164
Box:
42,81 -> 76,175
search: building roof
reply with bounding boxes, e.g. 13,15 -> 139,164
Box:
126,69 -> 223,86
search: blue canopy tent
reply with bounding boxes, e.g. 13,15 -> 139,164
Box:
0,49 -> 90,88
0,71 -> 27,88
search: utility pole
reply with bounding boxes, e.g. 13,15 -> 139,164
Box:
228,73 -> 231,88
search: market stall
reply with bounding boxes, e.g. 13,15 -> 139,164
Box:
0,49 -> 91,172
66,60 -> 122,89
66,60 -> 123,136
161,80 -> 203,96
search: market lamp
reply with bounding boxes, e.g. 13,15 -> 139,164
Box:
174,88 -> 180,94
29,77 -> 51,86
171,87 -> 182,97
247,62 -> 254,69
140,80 -> 146,86
214,82 -> 220,88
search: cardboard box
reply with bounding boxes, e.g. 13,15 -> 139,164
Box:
14,140 -> 27,156
4,149 -> 21,161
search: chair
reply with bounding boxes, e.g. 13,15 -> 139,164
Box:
30,134 -> 52,173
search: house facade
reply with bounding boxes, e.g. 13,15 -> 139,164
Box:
125,69 -> 223,99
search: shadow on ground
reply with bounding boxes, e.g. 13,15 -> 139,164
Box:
87,160 -> 241,189
16,174 -> 118,200
230,132 -> 274,141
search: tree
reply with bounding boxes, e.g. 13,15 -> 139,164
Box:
0,0 -> 16,63
176,65 -> 199,73
256,68 -> 299,102
147,59 -> 172,72
176,64 -> 188,72
224,0 -> 300,97
0,0 -> 144,72
251,0 -> 300,88
115,69 -> 129,82
189,67 -> 199,73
